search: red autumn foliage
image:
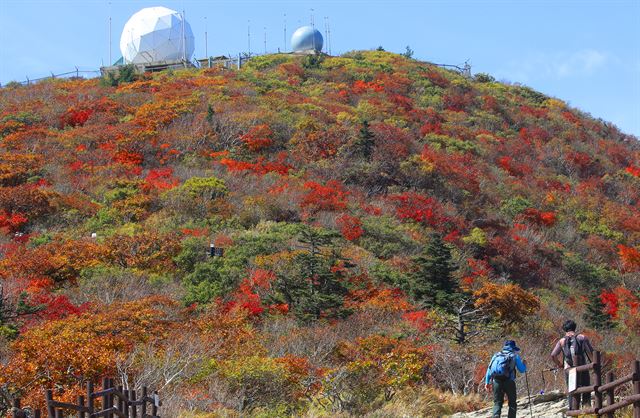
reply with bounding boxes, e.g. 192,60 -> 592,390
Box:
519,208 -> 557,227
567,151 -> 592,167
600,287 -> 640,320
25,293 -> 88,326
336,214 -> 364,241
425,69 -> 450,88
625,165 -> 640,177
143,167 -> 179,191
519,105 -> 548,118
241,124 -> 274,152
226,278 -> 265,317
617,244 -> 640,272
403,310 -> 433,332
562,110 -> 581,125
60,107 -> 93,128
181,227 -> 209,237
420,145 -> 481,194
461,258 -> 492,289
113,150 -> 144,166
300,180 -> 349,212
390,192 -> 448,228
497,156 -> 533,177
482,95 -> 499,112
0,210 -> 28,233
520,126 -> 551,143
219,153 -> 292,176
443,91 -> 474,112
352,79 -> 384,94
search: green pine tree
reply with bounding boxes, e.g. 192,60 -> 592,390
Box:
269,226 -> 351,322
354,120 -> 375,159
584,290 -> 614,330
408,233 -> 459,311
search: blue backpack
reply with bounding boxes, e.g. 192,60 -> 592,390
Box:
489,350 -> 515,381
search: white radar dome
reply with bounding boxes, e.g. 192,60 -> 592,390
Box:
291,26 -> 323,53
120,6 -> 195,64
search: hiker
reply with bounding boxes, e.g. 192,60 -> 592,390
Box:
550,319 -> 594,408
484,340 -> 527,418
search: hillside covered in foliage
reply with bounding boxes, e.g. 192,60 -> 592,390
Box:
0,50 -> 639,416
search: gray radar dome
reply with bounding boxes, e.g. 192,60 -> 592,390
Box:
290,26 -> 323,53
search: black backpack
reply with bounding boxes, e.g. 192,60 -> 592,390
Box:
562,335 -> 586,367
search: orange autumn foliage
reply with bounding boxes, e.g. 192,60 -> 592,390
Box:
0,297 -> 175,409
473,281 -> 540,324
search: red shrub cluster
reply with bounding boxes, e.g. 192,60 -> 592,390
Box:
60,107 -> 93,128
390,192 -> 448,228
300,180 -> 349,212
219,154 -> 292,175
352,79 -> 384,94
425,69 -> 450,88
617,244 -> 640,272
497,156 -> 533,177
625,165 -> 640,177
336,214 -> 364,241
0,210 -> 28,233
519,208 -> 557,227
144,168 -> 179,191
241,124 -> 274,152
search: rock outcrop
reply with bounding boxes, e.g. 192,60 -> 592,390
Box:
451,391 -> 567,417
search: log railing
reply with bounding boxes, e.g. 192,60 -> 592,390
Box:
565,351 -> 640,418
11,378 -> 160,418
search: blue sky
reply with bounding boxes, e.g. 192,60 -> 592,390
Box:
1,0 -> 638,136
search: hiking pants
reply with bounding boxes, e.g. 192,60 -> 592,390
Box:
492,378 -> 517,418
565,370 -> 591,408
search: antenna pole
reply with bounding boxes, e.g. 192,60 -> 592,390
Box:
204,16 -> 208,58
327,18 -> 332,55
264,27 -> 267,54
283,13 -> 287,52
310,8 -> 314,27
324,17 -> 328,54
108,2 -> 112,65
182,9 -> 186,62
247,20 -> 251,55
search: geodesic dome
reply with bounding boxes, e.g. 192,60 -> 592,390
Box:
291,26 -> 323,53
120,6 -> 195,64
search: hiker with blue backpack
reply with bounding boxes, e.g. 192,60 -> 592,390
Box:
484,340 -> 527,418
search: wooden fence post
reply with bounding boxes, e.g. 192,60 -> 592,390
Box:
108,378 -> 115,418
604,371 -> 615,418
46,390 -> 55,418
130,390 -> 137,418
87,381 -> 94,416
11,399 -> 21,418
594,351 -> 603,412
77,395 -> 85,418
102,378 -> 110,418
633,360 -> 640,418
151,391 -> 158,416
141,387 -> 147,417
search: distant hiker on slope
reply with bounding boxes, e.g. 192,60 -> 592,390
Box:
484,340 -> 527,418
550,319 -> 594,408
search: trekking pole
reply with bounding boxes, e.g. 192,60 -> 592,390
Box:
525,370 -> 534,418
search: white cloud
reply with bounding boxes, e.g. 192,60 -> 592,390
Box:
496,49 -> 609,82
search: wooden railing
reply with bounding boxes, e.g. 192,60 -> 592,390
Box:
11,378 -> 160,418
11,398 -> 40,418
565,351 -> 640,417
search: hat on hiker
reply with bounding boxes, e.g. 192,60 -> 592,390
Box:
503,340 -> 521,352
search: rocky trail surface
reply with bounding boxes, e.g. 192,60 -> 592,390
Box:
450,391 -> 567,417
